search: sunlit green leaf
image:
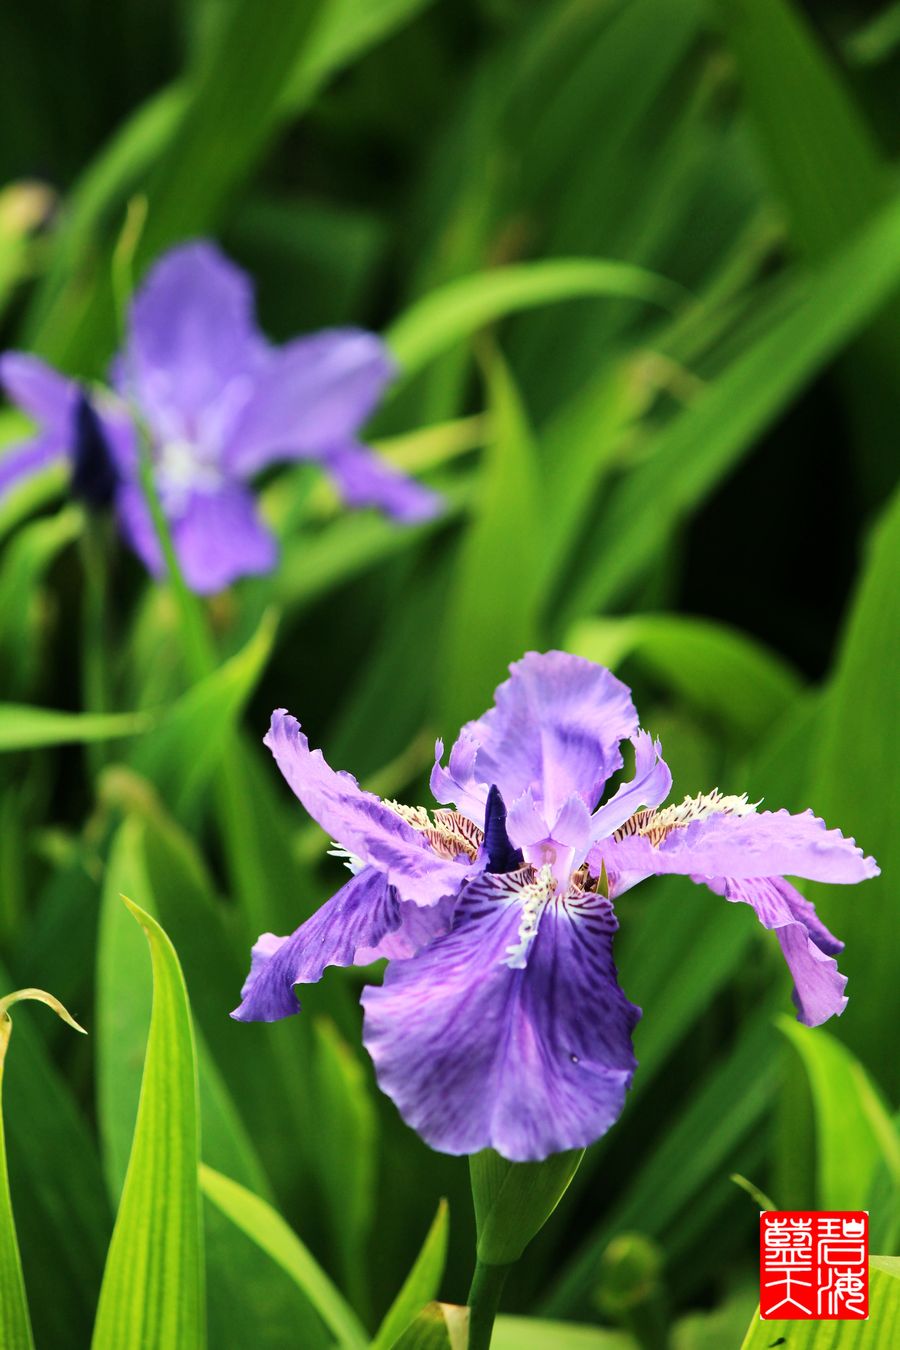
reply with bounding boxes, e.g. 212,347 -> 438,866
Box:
739,1257 -> 900,1346
778,1016 -> 900,1211
372,1200 -> 449,1350
91,900 -> 204,1349
199,1164 -> 368,1350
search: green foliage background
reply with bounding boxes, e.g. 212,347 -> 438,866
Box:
0,0 -> 898,1345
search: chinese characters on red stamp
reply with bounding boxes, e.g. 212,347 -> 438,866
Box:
760,1211 -> 868,1320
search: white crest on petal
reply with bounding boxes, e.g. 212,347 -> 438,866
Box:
504,864 -> 556,970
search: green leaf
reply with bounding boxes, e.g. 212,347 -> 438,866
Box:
470,1148 -> 584,1267
778,1015 -> 900,1211
311,1017 -> 377,1316
199,1164 -> 368,1350
564,190 -> 900,620
390,1302 -> 469,1350
372,1200 -> 449,1350
91,899 -> 205,1349
439,346 -> 541,732
386,258 -> 682,383
739,1257 -> 900,1347
711,0 -> 888,259
0,507 -> 80,695
96,818 -> 271,1200
131,608 -> 277,820
806,485 -> 900,1095
0,705 -> 151,752
0,990 -> 86,1350
569,613 -> 803,743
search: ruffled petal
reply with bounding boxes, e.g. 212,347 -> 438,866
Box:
264,710 -> 474,907
120,241 -> 264,442
232,868 -> 403,1022
0,352 -> 74,429
702,876 -> 847,1026
321,442 -> 442,522
432,652 -> 639,829
588,731 -> 672,841
361,870 -> 641,1160
223,330 -> 395,477
598,807 -> 879,884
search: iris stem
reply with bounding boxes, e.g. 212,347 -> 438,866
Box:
466,1259 -> 509,1350
78,511 -> 112,773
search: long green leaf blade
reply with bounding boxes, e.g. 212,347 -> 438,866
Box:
199,1164 -> 368,1350
386,259 -> 682,382
0,706 -> 151,752
91,900 -> 204,1349
372,1200 -> 449,1350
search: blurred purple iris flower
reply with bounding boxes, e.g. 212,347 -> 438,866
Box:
234,651 -> 878,1161
0,241 -> 439,593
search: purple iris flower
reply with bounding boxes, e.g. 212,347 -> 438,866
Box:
0,241 -> 440,593
234,651 -> 878,1161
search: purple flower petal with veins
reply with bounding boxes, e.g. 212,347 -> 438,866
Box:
236,650 -> 879,1159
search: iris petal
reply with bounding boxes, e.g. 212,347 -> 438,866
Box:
361,870 -> 640,1161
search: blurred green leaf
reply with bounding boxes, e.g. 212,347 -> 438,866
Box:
0,507 -> 80,695
131,608 -> 276,820
387,259 -> 682,383
372,1200 -> 450,1350
91,899 -> 204,1349
711,0 -> 888,259
199,1164 -> 368,1350
569,613 -> 802,743
0,705 -> 150,752
739,1257 -> 900,1346
806,485 -> 900,1095
565,191 -> 900,619
439,346 -> 540,730
778,1015 -> 900,1212
312,1017 -> 377,1316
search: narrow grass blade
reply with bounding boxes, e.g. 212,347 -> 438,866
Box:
372,1200 -> 449,1350
199,1164 -> 368,1350
439,345 -> 540,731
91,900 -> 204,1349
0,705 -> 151,752
387,258 -> 682,383
564,191 -> 900,621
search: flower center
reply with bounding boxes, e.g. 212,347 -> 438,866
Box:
155,438 -> 224,516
